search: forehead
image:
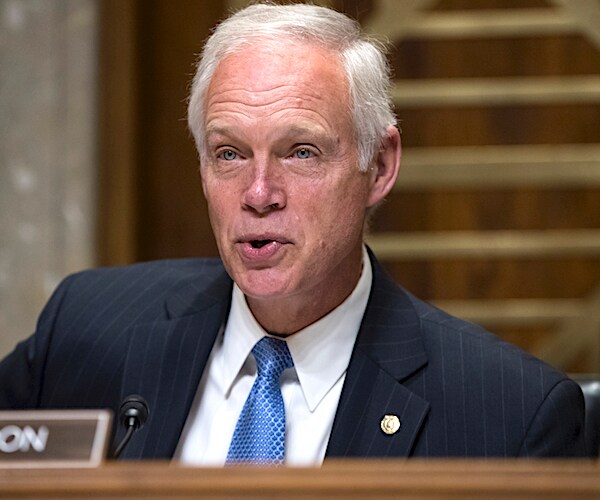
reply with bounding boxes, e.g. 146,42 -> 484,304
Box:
205,40 -> 350,115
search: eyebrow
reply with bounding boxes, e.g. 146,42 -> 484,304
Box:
204,122 -> 338,152
205,125 -> 234,139
284,124 -> 329,140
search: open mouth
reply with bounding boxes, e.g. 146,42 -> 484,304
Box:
237,237 -> 286,260
250,240 -> 272,249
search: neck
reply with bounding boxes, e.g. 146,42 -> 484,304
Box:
246,252 -> 364,336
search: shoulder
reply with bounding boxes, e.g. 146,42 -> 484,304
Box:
366,254 -> 584,456
369,253 -> 568,386
403,290 -> 571,398
408,292 -> 585,456
41,257 -> 230,329
65,257 -> 226,287
56,258 -> 226,301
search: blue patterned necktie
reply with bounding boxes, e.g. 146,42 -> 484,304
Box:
226,336 -> 293,465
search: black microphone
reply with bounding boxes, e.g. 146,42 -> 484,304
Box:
113,395 -> 149,459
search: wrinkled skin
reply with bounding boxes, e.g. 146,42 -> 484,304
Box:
199,41 -> 400,334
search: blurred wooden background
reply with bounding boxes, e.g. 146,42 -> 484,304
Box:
98,0 -> 600,372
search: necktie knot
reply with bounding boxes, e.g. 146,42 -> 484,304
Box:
253,336 -> 293,380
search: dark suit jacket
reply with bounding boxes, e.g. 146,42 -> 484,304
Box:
0,254 -> 587,459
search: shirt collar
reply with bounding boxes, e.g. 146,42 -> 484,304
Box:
221,246 -> 373,412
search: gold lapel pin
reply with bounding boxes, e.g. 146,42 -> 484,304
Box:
380,415 -> 401,435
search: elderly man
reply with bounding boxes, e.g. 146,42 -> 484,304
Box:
0,3 -> 586,463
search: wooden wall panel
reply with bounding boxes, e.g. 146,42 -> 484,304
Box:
135,0 -> 222,261
98,0 -> 140,265
435,0 -> 549,8
383,258 -> 600,300
98,0 -> 600,371
99,0 -> 224,265
399,105 -> 600,147
393,35 -> 600,78
363,0 -> 600,371
373,189 -> 600,232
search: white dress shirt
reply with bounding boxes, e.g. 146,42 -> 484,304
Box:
176,247 -> 372,466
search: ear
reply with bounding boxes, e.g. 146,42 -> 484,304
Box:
366,125 -> 401,207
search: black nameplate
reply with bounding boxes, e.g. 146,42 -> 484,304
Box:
0,410 -> 112,468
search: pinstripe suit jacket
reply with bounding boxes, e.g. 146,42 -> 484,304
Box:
0,254 -> 587,458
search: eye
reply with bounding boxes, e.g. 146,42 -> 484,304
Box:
218,149 -> 238,161
293,147 -> 315,160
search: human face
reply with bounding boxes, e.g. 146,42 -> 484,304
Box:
200,42 -> 392,325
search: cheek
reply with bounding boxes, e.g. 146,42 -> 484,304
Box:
307,190 -> 366,246
205,190 -> 232,239
205,178 -> 234,213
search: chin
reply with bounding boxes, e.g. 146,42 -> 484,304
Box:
235,268 -> 296,300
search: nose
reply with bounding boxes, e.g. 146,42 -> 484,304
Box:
242,159 -> 286,215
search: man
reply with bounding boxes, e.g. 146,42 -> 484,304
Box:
0,3 -> 587,463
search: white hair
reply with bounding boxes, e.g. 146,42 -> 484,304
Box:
187,2 -> 396,172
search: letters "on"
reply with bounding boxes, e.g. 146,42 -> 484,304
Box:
0,425 -> 49,453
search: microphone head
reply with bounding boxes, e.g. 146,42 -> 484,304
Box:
119,395 -> 149,430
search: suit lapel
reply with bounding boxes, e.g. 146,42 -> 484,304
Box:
114,255 -> 428,459
119,266 -> 232,459
326,254 -> 430,458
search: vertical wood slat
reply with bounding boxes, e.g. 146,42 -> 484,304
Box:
97,0 -> 139,266
97,1 -> 225,265
134,0 -> 222,262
